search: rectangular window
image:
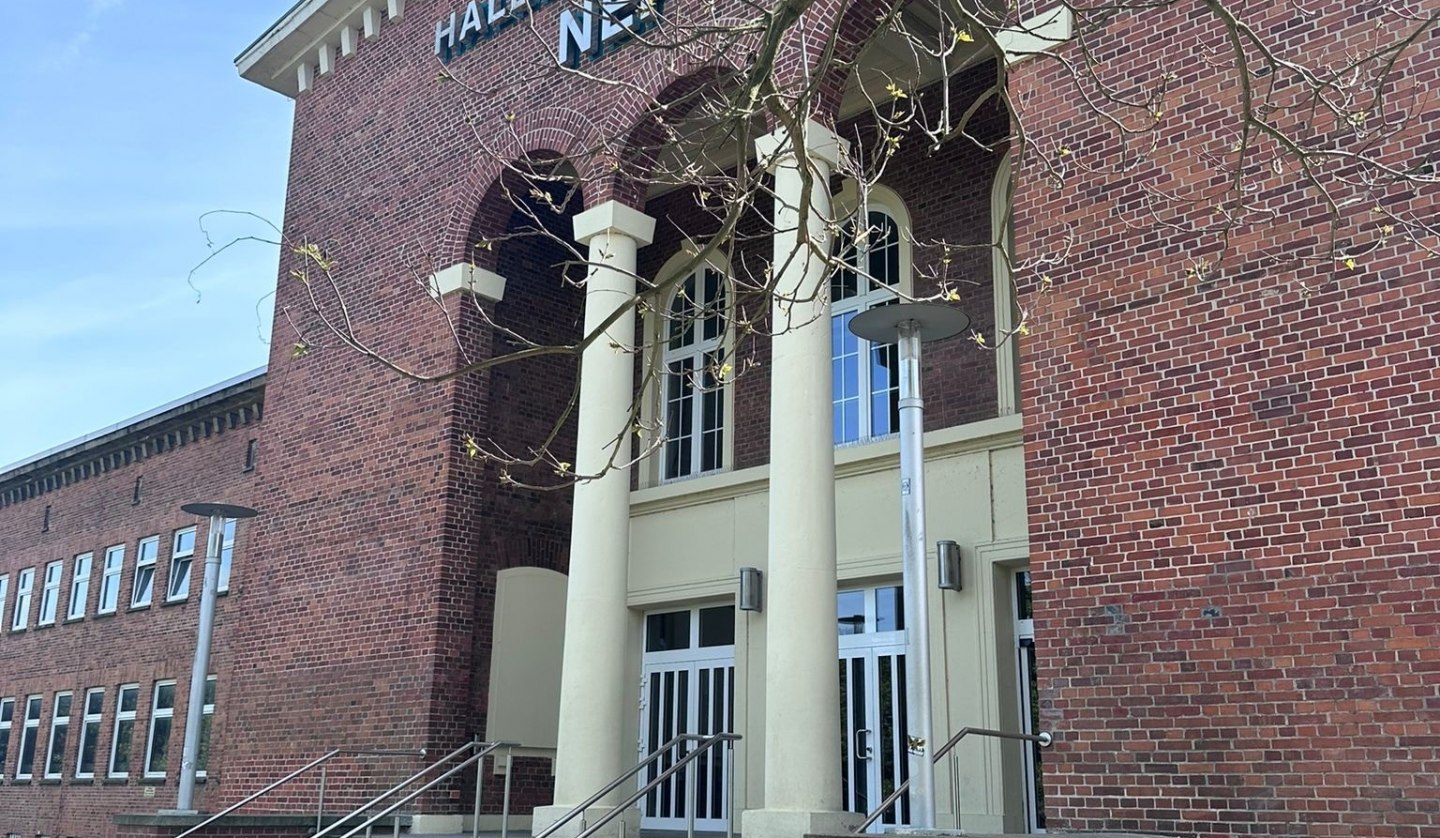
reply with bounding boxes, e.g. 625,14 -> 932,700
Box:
76,688 -> 104,779
197,676 -> 216,777
144,680 -> 175,778
68,552 -> 93,620
108,684 -> 139,778
0,574 -> 8,630
132,536 -> 159,607
167,527 -> 197,601
99,544 -> 124,614
17,694 -> 41,779
0,698 -> 13,777
218,519 -> 238,592
38,559 -> 63,625
12,568 -> 35,630
45,691 -> 72,779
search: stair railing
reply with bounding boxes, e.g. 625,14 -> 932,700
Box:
535,731 -> 741,838
315,739 -> 521,838
854,726 -> 1053,833
172,747 -> 426,838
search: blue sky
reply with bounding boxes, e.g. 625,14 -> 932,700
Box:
0,1 -> 296,469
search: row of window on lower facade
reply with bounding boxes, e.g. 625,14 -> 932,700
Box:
0,520 -> 238,633
0,678 -> 215,782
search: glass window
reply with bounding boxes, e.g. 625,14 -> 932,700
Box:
197,676 -> 217,777
662,267 -> 727,480
145,681 -> 176,778
69,552 -> 93,620
645,610 -> 691,652
875,585 -> 905,633
698,606 -> 735,647
1015,571 -> 1033,621
109,684 -> 139,778
99,545 -> 124,614
0,698 -> 13,777
45,692 -> 72,778
17,694 -> 41,779
168,527 -> 198,601
12,568 -> 35,630
0,574 -> 8,630
836,590 -> 866,635
132,536 -> 159,607
38,560 -> 63,625
76,688 -> 104,778
831,210 -> 903,445
218,518 -> 238,591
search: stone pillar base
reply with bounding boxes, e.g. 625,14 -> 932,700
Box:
742,808 -> 863,838
530,803 -> 637,838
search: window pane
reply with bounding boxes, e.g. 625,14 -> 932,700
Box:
79,723 -> 100,775
198,714 -> 213,773
645,611 -> 691,652
147,718 -> 172,774
112,720 -> 134,773
1016,571 -> 1033,620
19,728 -> 37,776
119,689 -> 138,714
876,586 -> 905,632
155,683 -> 175,710
837,591 -> 865,635
47,725 -> 68,776
698,606 -> 735,647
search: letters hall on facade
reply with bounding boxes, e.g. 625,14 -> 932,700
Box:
0,1 -> 1435,837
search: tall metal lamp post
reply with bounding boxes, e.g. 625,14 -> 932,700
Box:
173,502 -> 259,813
848,302 -> 969,830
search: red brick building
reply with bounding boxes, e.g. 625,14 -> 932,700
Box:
2,1 -> 1435,837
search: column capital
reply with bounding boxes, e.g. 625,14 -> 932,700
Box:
429,263 -> 507,301
754,119 -> 850,171
573,200 -> 656,247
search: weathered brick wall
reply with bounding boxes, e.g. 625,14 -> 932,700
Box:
1012,2 -> 1440,835
0,395 -> 260,838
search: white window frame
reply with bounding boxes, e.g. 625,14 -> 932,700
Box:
38,559 -> 63,626
76,687 -> 104,779
68,552 -> 93,620
0,574 -> 8,631
144,680 -> 176,779
16,694 -> 41,780
132,536 -> 159,608
108,683 -> 139,779
830,187 -> 913,446
98,544 -> 124,614
217,518 -> 238,592
660,265 -> 729,481
12,568 -> 35,631
44,691 -> 72,779
197,675 -> 217,778
167,526 -> 198,601
0,697 -> 13,778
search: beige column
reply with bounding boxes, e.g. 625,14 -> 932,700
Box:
742,120 -> 860,838
533,200 -> 655,838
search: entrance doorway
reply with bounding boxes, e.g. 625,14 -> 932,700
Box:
1014,571 -> 1045,832
639,605 -> 736,832
836,585 -> 908,831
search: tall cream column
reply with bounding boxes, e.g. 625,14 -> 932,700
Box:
742,121 -> 860,838
533,200 -> 655,838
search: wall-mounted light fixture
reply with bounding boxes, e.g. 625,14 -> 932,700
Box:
936,540 -> 962,591
738,566 -> 764,612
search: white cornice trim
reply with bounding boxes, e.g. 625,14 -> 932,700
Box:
431,263 -> 508,301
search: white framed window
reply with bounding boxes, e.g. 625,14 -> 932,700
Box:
99,544 -> 124,614
217,518 -> 238,592
68,552 -> 93,620
0,574 -> 9,630
38,559 -> 63,626
167,526 -> 198,601
12,568 -> 35,630
76,687 -> 104,779
44,691 -> 72,779
197,675 -> 217,777
831,197 -> 911,445
144,680 -> 175,778
661,266 -> 728,480
16,694 -> 41,779
132,536 -> 159,607
108,684 -> 139,779
0,698 -> 13,777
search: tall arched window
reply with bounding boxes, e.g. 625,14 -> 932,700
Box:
831,208 -> 904,444
663,267 -> 727,480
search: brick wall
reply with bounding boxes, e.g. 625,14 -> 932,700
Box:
1012,2 -> 1440,835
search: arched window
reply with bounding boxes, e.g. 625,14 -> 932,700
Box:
831,207 -> 905,444
662,267 -> 727,480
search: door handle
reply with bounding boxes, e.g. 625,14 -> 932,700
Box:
855,727 -> 873,760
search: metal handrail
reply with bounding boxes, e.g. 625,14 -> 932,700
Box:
318,740 -> 519,838
536,732 -> 741,838
172,747 -> 426,838
854,726 -> 1053,832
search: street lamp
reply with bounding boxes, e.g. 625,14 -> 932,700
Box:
848,302 -> 968,830
172,502 -> 259,814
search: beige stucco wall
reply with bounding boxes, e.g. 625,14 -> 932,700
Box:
625,414 -> 1033,832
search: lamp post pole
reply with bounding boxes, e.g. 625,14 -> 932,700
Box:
173,502 -> 258,813
849,303 -> 968,831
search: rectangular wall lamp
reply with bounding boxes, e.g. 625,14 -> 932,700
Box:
937,540 -> 963,591
738,566 -> 764,611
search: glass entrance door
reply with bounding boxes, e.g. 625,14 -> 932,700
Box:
836,586 -> 908,832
